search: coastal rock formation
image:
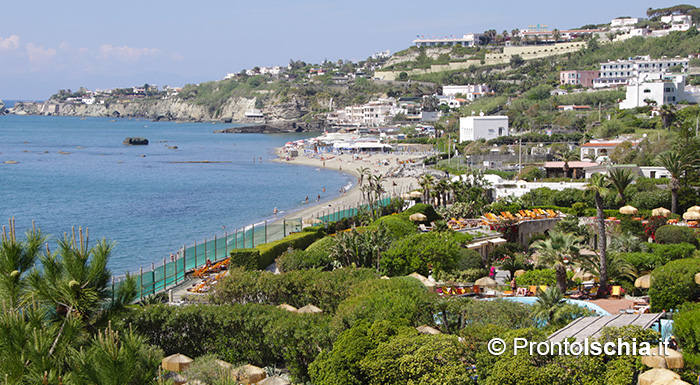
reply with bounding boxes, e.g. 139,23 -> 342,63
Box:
214,120 -> 326,134
123,137 -> 149,146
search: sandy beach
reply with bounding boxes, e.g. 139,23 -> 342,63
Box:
270,149 -> 426,225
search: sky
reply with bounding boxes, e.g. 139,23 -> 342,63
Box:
0,0 -> 690,100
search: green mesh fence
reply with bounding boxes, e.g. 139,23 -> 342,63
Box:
114,195 -> 393,300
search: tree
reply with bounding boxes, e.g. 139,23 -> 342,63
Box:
0,218 -> 45,309
556,149 -> 579,178
659,104 -> 677,129
530,287 -> 567,326
655,151 -> 690,213
552,29 -> 561,43
607,168 -> 636,206
586,173 -> 611,292
418,174 -> 434,205
530,231 -> 583,293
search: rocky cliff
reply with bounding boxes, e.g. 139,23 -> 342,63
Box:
10,95 -> 320,127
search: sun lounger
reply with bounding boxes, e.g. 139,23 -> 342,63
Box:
611,285 -> 622,299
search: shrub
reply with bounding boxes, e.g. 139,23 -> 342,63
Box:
305,236 -> 335,256
647,242 -> 697,262
229,248 -> 260,270
256,231 -> 324,269
619,218 -> 645,239
380,232 -> 462,276
276,248 -> 334,272
655,225 -> 698,246
617,252 -> 664,273
630,189 -> 671,210
371,215 -> 416,239
399,203 -> 441,223
456,249 -> 486,270
673,303 -> 700,355
643,216 -> 667,239
648,258 -> 700,312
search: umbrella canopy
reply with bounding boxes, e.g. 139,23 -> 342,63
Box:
277,303 -> 298,312
258,376 -> 291,385
619,205 -> 638,215
409,213 -> 428,222
683,211 -> 700,220
514,269 -> 526,277
409,191 -> 422,198
688,205 -> 700,213
638,368 -> 681,385
475,276 -> 498,286
408,272 -> 436,288
641,346 -> 684,369
635,274 -> 652,289
162,353 -> 193,372
652,207 -> 672,217
652,379 -> 691,385
234,364 -> 266,384
572,269 -> 596,281
695,272 -> 700,285
297,304 -> 323,314
416,325 -> 442,335
400,193 -> 411,200
303,218 -> 323,225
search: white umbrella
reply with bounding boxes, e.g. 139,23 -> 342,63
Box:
635,274 -> 651,289
683,211 -> 700,221
409,213 -> 428,221
619,205 -> 638,215
652,207 -> 671,217
475,277 -> 498,286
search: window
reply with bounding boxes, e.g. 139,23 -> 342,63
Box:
643,89 -> 651,93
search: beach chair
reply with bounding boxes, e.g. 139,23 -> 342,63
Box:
501,290 -> 514,297
419,224 -> 430,232
611,285 -> 622,299
528,285 -> 538,296
539,285 -> 548,293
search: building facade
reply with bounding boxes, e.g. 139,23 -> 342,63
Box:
413,33 -> 484,47
619,73 -> 700,109
560,70 -> 600,87
459,115 -> 509,142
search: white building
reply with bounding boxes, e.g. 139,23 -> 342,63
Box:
619,73 -> 700,109
611,17 -> 640,32
442,84 -> 491,101
594,55 -> 690,89
661,15 -> 693,31
413,33 -> 484,47
459,114 -> 509,142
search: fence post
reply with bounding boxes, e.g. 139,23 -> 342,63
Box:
252,224 -> 255,247
182,246 -> 186,277
204,238 -> 207,262
163,257 -> 167,291
194,240 -> 198,268
139,267 -> 143,299
112,277 -> 115,302
265,220 -> 268,244
283,219 -> 286,237
214,235 -> 217,261
225,231 -> 228,256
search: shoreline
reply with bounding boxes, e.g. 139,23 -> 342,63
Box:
269,147 -> 423,226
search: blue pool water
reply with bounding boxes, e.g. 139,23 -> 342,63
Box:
502,296 -> 612,316
0,115 -> 353,274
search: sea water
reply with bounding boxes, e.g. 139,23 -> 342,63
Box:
0,115 -> 352,273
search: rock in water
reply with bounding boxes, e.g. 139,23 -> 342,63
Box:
123,137 -> 149,146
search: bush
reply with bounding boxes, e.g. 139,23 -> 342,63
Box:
371,215 -> 416,239
229,248 -> 260,270
256,231 -> 324,269
456,249 -> 486,270
305,236 -> 335,256
276,248 -> 334,272
619,218 -> 646,239
648,258 -> 700,312
617,252 -> 664,273
647,242 -> 697,262
380,232 -> 462,276
630,189 -> 671,210
655,225 -> 698,246
673,303 -> 700,355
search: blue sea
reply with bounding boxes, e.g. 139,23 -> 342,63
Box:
0,115 -> 352,274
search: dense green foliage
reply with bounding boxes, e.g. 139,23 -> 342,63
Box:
648,258 -> 700,312
654,225 -> 699,246
379,232 -> 462,276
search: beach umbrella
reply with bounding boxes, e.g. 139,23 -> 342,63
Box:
635,274 -> 652,289
688,205 -> 700,213
408,272 -> 437,289
409,213 -> 428,222
409,191 -> 422,198
234,364 -> 266,384
514,269 -> 526,277
258,376 -> 291,385
652,207 -> 672,217
641,346 -> 684,369
637,368 -> 681,385
401,193 -> 411,200
162,353 -> 193,372
277,303 -> 298,312
695,272 -> 700,285
303,218 -> 323,225
572,269 -> 596,281
683,211 -> 700,221
416,325 -> 442,335
297,304 -> 323,314
475,277 -> 498,286
652,379 -> 691,385
619,205 -> 638,215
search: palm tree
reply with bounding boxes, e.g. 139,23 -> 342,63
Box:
655,151 -> 690,214
607,168 -> 636,206
659,104 -> 677,129
586,173 -> 611,293
552,29 -> 561,43
531,287 -> 569,327
556,149 -> 579,178
418,174 -> 434,205
0,218 -> 45,309
530,231 -> 583,293
435,179 -> 450,207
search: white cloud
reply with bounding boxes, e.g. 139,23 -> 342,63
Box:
26,42 -> 57,63
97,44 -> 160,62
0,35 -> 20,51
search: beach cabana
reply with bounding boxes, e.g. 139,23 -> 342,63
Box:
409,213 -> 428,222
416,325 -> 442,335
474,277 -> 497,287
695,272 -> 700,285
652,207 -> 672,217
683,211 -> 700,221
234,364 -> 266,384
635,274 -> 651,289
637,368 -> 681,385
162,353 -> 193,372
688,205 -> 700,213
641,346 -> 684,369
514,269 -> 526,277
408,272 -> 436,290
619,205 -> 638,215
277,303 -> 298,312
409,191 -> 422,198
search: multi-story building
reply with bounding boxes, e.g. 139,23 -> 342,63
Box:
619,73 -> 700,109
459,114 -> 509,142
442,84 -> 491,101
560,70 -> 600,87
593,56 -> 690,88
413,33 -> 484,47
610,17 -> 640,31
661,15 -> 693,31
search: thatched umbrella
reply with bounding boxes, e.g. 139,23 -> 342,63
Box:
641,346 -> 684,369
409,213 -> 428,222
162,354 -> 193,372
651,379 -> 692,385
234,364 -> 266,384
619,205 -> 638,215
572,269 -> 596,281
687,205 -> 700,213
401,193 -> 411,200
514,269 -> 526,277
695,272 -> 700,285
683,211 -> 700,221
475,277 -> 498,286
297,304 -> 323,314
408,272 -> 436,289
409,191 -> 422,198
416,325 -> 442,335
277,303 -> 298,312
258,376 -> 291,385
637,368 -> 681,385
635,274 -> 652,289
652,207 -> 672,217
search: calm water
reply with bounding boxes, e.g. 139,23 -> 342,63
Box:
0,115 -> 352,273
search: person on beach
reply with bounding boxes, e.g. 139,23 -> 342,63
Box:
322,187 -> 325,192
170,253 -> 175,262
206,258 -> 212,267
273,207 -> 278,218
305,196 -> 309,203
317,194 -> 320,202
